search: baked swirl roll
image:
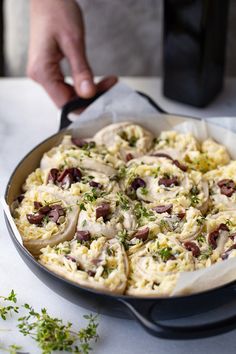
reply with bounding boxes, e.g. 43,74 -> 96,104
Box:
93,122 -> 154,161
39,236 -> 128,294
123,155 -> 209,213
126,234 -> 195,296
14,185 -> 79,256
40,135 -> 123,177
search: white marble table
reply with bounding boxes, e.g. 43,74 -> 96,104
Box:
1,77 -> 236,353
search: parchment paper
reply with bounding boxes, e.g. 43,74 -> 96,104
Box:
69,82 -> 236,296
3,82 -> 236,296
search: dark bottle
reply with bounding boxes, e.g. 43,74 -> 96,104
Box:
163,0 -> 229,107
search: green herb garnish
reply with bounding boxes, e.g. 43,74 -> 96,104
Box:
106,247 -> 115,257
0,290 -> 19,320
196,216 -> 205,225
81,141 -> 96,151
117,230 -> 129,250
116,192 -> 130,210
101,266 -> 114,279
83,188 -> 106,203
199,246 -> 213,260
151,166 -> 161,178
189,186 -> 200,206
134,203 -> 156,225
117,166 -> 127,179
0,290 -> 99,354
129,136 -> 138,147
140,187 -> 148,195
79,203 -> 86,211
196,234 -> 206,244
226,219 -> 233,228
0,344 -> 24,354
158,247 -> 173,262
18,304 -> 99,354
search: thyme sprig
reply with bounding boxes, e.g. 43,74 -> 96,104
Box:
0,290 -> 99,354
0,344 -> 26,354
0,290 -> 19,320
18,305 -> 99,354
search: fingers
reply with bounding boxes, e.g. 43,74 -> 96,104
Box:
27,55 -> 77,107
60,33 -> 96,99
96,76 -> 118,92
44,81 -> 76,108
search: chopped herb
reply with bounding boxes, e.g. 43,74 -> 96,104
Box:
55,246 -> 70,255
119,131 -> 128,141
196,234 -> 206,244
153,137 -> 160,145
196,216 -> 205,225
190,195 -> 200,206
209,187 -> 215,196
134,202 -> 156,225
129,136 -> 138,147
116,192 -> 130,210
109,175 -> 119,182
117,230 -> 129,250
117,166 -> 127,179
140,187 -> 148,195
151,166 -> 161,178
226,219 -> 233,228
43,200 -> 61,207
81,141 -> 96,151
106,247 -> 115,257
43,215 -> 50,224
199,246 -> 213,260
82,150 -> 92,157
158,247 -> 173,262
126,187 -> 137,200
101,266 -> 114,278
82,220 -> 87,227
82,175 -> 94,184
159,219 -> 171,232
83,189 -> 99,203
189,186 -> 200,206
163,172 -> 170,179
118,131 -> 138,146
190,186 -> 200,196
79,203 -> 86,211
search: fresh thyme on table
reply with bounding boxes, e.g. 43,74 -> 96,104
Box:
0,290 -> 99,354
0,290 -> 19,320
0,343 -> 26,354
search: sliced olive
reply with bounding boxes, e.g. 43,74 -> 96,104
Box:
27,213 -> 44,225
131,177 -> 146,190
96,203 -> 111,220
152,204 -> 173,214
133,227 -> 149,241
76,230 -> 91,242
184,241 -> 200,257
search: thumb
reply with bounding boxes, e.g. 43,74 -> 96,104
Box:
61,36 -> 96,98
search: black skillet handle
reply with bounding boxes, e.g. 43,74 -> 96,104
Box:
119,298 -> 236,339
60,91 -> 105,130
60,90 -> 167,130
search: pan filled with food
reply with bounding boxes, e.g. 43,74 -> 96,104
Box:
5,91 -> 236,339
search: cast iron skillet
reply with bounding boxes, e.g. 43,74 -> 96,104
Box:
5,91 -> 236,340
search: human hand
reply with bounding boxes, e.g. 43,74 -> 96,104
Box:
27,0 -> 117,107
